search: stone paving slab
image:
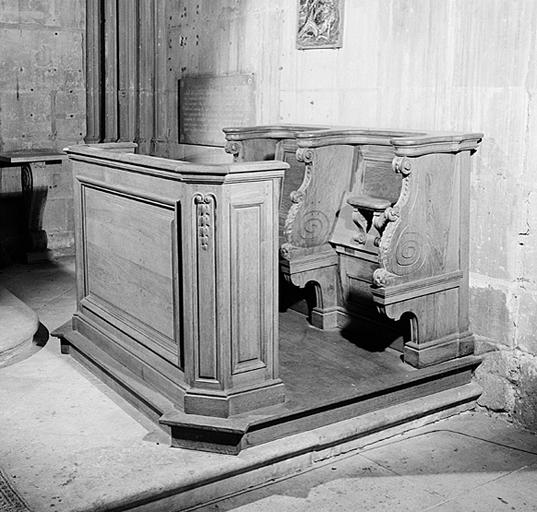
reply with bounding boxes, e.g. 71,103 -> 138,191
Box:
359,430 -> 537,500
203,414 -> 537,512
0,258 -> 75,312
425,462 -> 537,511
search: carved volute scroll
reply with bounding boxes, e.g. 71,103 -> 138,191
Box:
350,207 -> 369,245
373,156 -> 414,287
295,147 -> 315,164
373,206 -> 400,246
282,148 -> 316,253
372,268 -> 396,288
375,155 -> 447,289
347,196 -> 398,247
224,141 -> 242,160
392,156 -> 412,177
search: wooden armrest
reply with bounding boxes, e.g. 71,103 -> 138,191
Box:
347,194 -> 392,212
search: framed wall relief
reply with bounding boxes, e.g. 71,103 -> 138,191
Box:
297,0 -> 344,50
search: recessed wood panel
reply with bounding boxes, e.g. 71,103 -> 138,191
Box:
232,204 -> 262,367
82,185 -> 176,348
362,160 -> 402,204
229,187 -> 272,376
360,146 -> 402,204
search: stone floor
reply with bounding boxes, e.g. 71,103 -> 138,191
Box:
207,414 -> 537,512
0,258 -> 536,511
0,257 -> 76,336
0,286 -> 38,364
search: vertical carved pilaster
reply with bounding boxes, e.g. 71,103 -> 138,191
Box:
152,0 -> 168,155
85,0 -> 102,143
136,0 -> 155,154
103,0 -> 118,142
195,194 -> 213,251
118,0 -> 138,142
193,194 -> 218,381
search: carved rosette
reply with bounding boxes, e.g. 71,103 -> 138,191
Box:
194,194 -> 215,251
224,140 -> 242,160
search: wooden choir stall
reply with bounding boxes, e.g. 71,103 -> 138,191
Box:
55,126 -> 483,454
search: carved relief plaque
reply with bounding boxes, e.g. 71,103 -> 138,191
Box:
179,74 -> 256,147
297,0 -> 344,50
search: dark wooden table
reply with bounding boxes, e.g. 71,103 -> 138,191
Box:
0,149 -> 67,262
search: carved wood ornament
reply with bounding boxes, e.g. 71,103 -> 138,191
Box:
223,124 -> 483,368
194,194 -> 215,251
372,156 -> 414,286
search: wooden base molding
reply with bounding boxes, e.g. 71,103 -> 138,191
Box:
54,319 -> 481,455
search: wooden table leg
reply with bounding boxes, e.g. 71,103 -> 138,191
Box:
21,162 -> 49,262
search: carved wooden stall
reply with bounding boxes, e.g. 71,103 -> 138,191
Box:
55,143 -> 289,451
224,126 -> 483,368
56,130 -> 483,454
73,1 -> 485,454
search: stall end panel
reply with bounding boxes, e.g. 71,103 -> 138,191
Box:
79,181 -> 179,361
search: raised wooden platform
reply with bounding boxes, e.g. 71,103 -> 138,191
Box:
54,310 -> 481,454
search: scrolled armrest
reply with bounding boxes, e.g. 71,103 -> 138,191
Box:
346,194 -> 394,246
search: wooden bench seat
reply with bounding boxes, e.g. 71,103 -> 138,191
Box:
224,125 -> 482,368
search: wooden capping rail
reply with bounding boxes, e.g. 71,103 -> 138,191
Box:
295,129 -> 483,155
222,125 -> 483,157
223,124 -> 331,141
64,144 -> 289,177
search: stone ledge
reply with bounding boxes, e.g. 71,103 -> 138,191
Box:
0,286 -> 39,365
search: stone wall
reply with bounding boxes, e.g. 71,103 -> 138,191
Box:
169,0 -> 537,429
0,0 -> 85,260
